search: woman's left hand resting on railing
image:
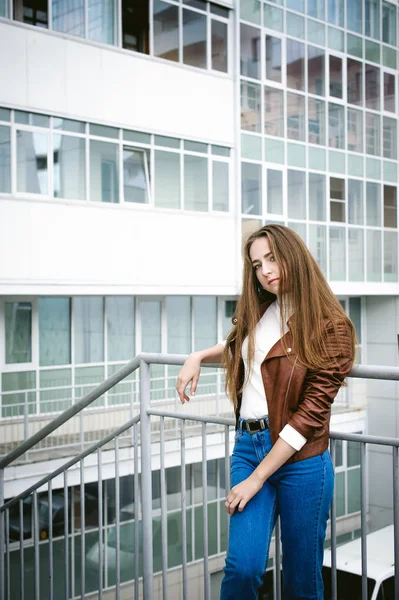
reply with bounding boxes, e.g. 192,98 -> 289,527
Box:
175,344 -> 224,404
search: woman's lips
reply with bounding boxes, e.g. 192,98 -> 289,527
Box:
268,278 -> 278,285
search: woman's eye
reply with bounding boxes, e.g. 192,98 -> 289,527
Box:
254,264 -> 260,270
270,256 -> 275,262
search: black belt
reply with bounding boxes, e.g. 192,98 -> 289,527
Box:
239,417 -> 269,434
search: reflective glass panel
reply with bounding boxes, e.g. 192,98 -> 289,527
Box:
107,296 -> 135,361
365,65 -> 380,110
0,0 -> 8,16
328,0 -> 344,26
2,371 -> 36,418
183,9 -> 206,69
166,297 -> 191,354
384,185 -> 397,227
242,162 -> 261,215
17,130 -> 48,194
330,177 -> 345,222
52,0 -> 84,36
39,298 -> 71,366
263,4 -> 283,32
367,229 -> 382,281
88,0 -> 116,44
365,0 -> 380,39
329,227 -> 346,280
264,87 -> 284,137
347,0 -> 362,33
15,0 -> 48,26
366,182 -> 381,226
328,104 -> 345,149
123,148 -> 148,204
308,0 -> 324,20
74,297 -> 104,363
53,118 -> 85,133
0,108 -> 10,121
287,93 -> 305,142
212,161 -> 229,211
240,24 -> 260,79
184,155 -> 208,211
122,0 -> 149,52
309,173 -> 326,221
267,169 -> 283,214
286,12 -> 304,38
193,297 -> 217,351
347,59 -> 362,105
0,126 -> 11,192
5,302 -> 32,364
154,150 -> 180,208
329,55 -> 342,98
348,179 -> 364,225
53,134 -> 86,200
347,108 -> 363,153
287,170 -> 306,219
287,0 -> 304,11
241,81 -> 261,132
211,20 -> 228,72
287,39 -> 305,91
383,117 -> 397,159
384,231 -> 398,281
308,98 -> 325,146
384,73 -> 395,113
365,113 -> 380,156
308,46 -> 325,96
382,1 -> 396,45
141,300 -> 161,352
90,140 -> 119,203
309,224 -> 327,275
154,0 -> 179,62
265,35 -> 281,83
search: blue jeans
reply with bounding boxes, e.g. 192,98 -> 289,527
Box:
220,421 -> 334,600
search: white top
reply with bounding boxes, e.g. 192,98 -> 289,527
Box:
219,299 -> 307,452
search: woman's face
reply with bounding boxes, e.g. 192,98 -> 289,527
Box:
249,236 -> 281,295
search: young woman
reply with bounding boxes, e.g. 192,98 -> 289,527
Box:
176,224 -> 356,600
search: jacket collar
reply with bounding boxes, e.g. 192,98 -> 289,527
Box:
258,299 -> 295,360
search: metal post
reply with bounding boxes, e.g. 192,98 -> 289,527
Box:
202,423 -> 210,600
80,459 -> 85,600
330,439 -> 337,600
0,468 -> 4,600
133,423 -> 139,600
24,392 -> 29,441
180,420 -> 188,600
160,417 -> 168,600
393,446 -> 399,598
224,426 -> 230,540
115,438 -> 120,600
5,510 -> 9,600
360,442 -> 368,600
64,471 -> 69,600
33,492 -> 40,600
19,498 -> 24,600
97,449 -> 103,600
275,517 -> 282,600
48,479 -> 53,600
139,359 -> 154,600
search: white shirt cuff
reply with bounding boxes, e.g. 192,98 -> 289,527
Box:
279,424 -> 307,451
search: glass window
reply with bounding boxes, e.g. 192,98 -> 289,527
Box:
241,81 -> 261,132
382,1 -> 396,45
53,134 -> 86,200
309,173 -> 326,221
54,118 -> 85,133
365,113 -> 380,156
140,300 -> 161,352
2,371 -> 36,418
367,229 -> 382,280
265,35 -> 281,83
267,169 -> 283,214
329,227 -> 346,280
308,98 -> 325,145
153,0 -> 179,62
263,4 -> 283,32
366,182 -> 381,226
240,24 -> 260,79
365,65 -> 380,110
17,130 -> 48,194
90,124 -> 119,139
183,9 -> 206,68
308,46 -> 324,97
348,230 -> 364,282
1,0 -> 8,16
365,0 -> 380,39
287,93 -> 305,142
222,300 -> 237,339
383,73 -> 395,113
14,0 -> 48,26
287,170 -> 306,219
90,140 -> 119,203
73,298 -> 104,366
348,180 -> 364,225
15,112 -> 49,127
0,126 -> 11,192
193,297 -> 217,351
347,108 -> 363,153
88,0 -> 116,44
212,161 -> 229,211
211,20 -> 228,72
347,0 -> 362,33
384,185 -> 397,227
39,298 -> 71,366
308,0 -> 324,20
106,297 -> 135,361
330,177 -> 345,222
122,0 -> 149,53
184,140 -> 207,153
286,12 -> 304,38
328,104 -> 345,149
242,162 -> 261,215
166,297 -> 191,354
287,0 -> 304,11
384,231 -> 398,281
328,0 -> 344,26
383,117 -> 397,159
52,0 -> 84,36
123,148 -> 149,204
287,39 -> 305,91
5,302 -> 32,364
347,59 -> 363,105
0,108 -> 10,121
329,55 -> 342,98
309,224 -> 327,274
264,87 -> 284,137
349,298 -> 362,343
154,150 -> 180,209
184,155 -> 208,211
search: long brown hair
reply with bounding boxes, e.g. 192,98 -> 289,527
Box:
222,224 -> 356,408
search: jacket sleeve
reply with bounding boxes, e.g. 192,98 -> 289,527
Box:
285,321 -> 354,440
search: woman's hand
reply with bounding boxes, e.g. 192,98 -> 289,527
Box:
225,472 -> 265,515
175,353 -> 202,404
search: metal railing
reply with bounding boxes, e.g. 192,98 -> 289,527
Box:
0,354 -> 399,600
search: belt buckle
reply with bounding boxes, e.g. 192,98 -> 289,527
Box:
246,419 -> 259,434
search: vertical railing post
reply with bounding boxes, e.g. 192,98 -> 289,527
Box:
140,359 -> 154,600
0,468 -> 5,600
360,442 -> 368,600
24,392 -> 29,441
329,439 -> 337,600
393,446 -> 399,598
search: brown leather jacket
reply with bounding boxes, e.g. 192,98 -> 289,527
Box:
230,300 -> 354,463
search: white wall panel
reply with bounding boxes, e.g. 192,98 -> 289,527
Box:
0,25 -> 28,105
26,30 -> 67,110
0,199 -> 238,294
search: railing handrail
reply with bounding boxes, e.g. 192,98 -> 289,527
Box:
0,354 -> 398,471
